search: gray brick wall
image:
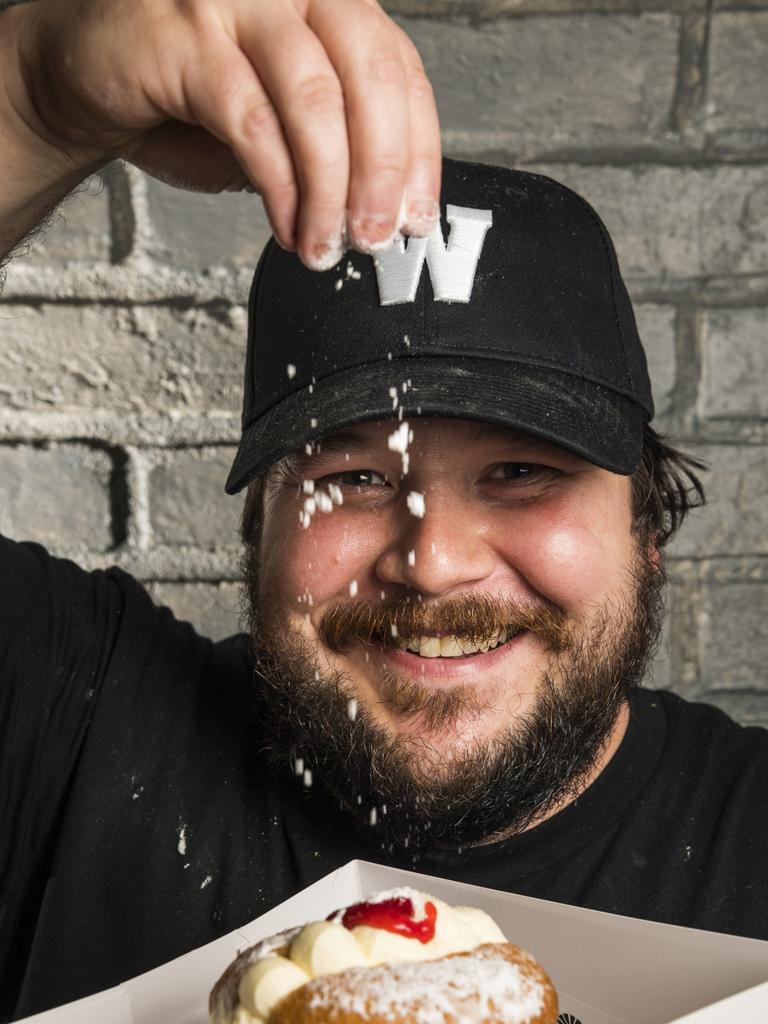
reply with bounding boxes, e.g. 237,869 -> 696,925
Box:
1,0 -> 767,724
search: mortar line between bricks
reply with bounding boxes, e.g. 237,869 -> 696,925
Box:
704,687 -> 768,698
705,2 -> 768,9
387,5 -> 712,21
124,447 -> 153,551
669,4 -> 711,137
6,281 -> 768,306
669,555 -> 768,566
448,143 -> 768,167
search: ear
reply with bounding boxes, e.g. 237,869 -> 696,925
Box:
647,535 -> 662,570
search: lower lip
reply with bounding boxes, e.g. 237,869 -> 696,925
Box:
375,633 -> 527,679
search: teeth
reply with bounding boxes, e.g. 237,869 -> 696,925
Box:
399,631 -> 510,658
439,636 -> 465,658
419,637 -> 441,658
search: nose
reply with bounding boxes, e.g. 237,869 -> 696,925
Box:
374,488 -> 497,597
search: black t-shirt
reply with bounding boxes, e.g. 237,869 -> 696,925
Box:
2,533 -> 767,1021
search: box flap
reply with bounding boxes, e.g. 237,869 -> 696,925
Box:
122,929 -> 245,1024
12,986 -> 132,1024
667,979 -> 768,1024
352,861 -> 768,1024
13,861 -> 768,1024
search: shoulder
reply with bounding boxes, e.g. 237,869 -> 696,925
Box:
653,688 -> 768,753
644,688 -> 768,803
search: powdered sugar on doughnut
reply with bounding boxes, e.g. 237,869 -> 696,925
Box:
305,945 -> 545,1024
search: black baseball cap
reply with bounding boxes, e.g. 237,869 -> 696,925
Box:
225,159 -> 653,494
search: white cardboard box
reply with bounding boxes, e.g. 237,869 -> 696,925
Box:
17,859 -> 768,1024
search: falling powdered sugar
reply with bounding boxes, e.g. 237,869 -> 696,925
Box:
327,483 -> 344,505
407,491 -> 426,518
305,946 -> 544,1024
388,421 -> 414,475
316,491 -> 333,513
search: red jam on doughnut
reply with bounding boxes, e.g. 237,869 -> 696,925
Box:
338,897 -> 437,943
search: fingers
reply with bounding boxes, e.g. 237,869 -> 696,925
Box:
237,9 -> 351,268
393,27 -> 442,238
309,0 -> 412,252
178,35 -> 300,249
242,0 -> 441,265
182,0 -> 442,267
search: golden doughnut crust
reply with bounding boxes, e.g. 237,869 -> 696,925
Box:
268,942 -> 558,1024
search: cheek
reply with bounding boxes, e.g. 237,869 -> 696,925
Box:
261,507 -> 385,608
500,489 -> 634,611
525,525 -> 614,607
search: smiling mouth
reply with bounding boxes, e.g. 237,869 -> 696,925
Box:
391,629 -> 523,659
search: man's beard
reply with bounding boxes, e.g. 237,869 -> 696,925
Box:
245,549 -> 664,856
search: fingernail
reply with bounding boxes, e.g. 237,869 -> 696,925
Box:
347,213 -> 401,254
304,237 -> 344,272
404,198 -> 439,238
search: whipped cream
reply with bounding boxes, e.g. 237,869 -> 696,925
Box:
232,887 -> 506,1024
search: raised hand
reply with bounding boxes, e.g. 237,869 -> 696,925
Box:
5,0 -> 441,267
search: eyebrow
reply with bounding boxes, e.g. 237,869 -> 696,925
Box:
286,429 -> 377,474
309,429 -> 374,456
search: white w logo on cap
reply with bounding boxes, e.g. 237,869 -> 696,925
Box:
374,204 -> 493,306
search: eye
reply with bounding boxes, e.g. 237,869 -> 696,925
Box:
320,469 -> 389,490
486,462 -> 554,482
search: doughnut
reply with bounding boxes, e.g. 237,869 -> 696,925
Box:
210,887 -> 558,1024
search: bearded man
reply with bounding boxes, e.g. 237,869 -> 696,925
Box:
2,2 -> 768,1019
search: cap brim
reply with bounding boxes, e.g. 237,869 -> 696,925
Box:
225,357 -> 645,494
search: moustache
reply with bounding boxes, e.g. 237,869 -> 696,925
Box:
318,593 -> 571,654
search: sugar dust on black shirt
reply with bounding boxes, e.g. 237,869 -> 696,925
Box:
1,532 -> 767,1021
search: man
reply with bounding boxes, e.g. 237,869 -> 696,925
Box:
1,3 -> 768,1024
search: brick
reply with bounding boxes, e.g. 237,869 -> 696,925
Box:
0,444 -> 113,550
644,612 -> 672,692
528,164 -> 768,279
670,445 -> 768,559
144,179 -> 272,271
700,308 -> 768,420
634,304 -> 676,422
0,304 -> 246,415
646,569 -> 695,695
699,581 -> 768,719
403,14 -> 678,147
147,581 -> 244,641
707,13 -> 768,143
12,175 -> 110,267
148,448 -> 242,548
